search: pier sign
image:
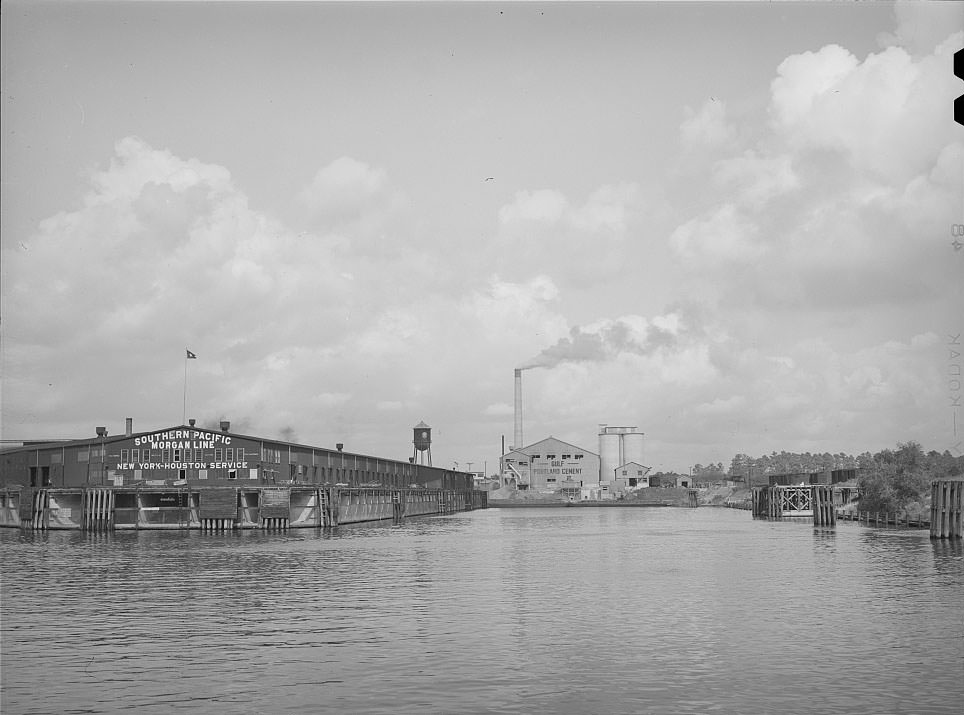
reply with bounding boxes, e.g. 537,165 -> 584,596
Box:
134,429 -> 232,450
116,428 -> 248,473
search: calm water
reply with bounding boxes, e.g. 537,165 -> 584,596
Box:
1,507 -> 962,715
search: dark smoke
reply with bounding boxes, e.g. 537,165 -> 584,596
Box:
521,311 -> 695,370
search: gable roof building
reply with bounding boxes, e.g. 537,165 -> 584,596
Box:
499,436 -> 600,492
613,461 -> 653,489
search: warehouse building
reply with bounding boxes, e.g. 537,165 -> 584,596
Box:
0,419 -> 472,492
500,437 -> 601,494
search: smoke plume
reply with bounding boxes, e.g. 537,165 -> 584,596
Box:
520,313 -> 688,370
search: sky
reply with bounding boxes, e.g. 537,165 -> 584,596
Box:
2,1 -> 962,475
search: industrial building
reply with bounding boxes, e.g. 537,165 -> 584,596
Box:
501,437 -> 600,495
499,427 -> 652,499
0,418 -> 473,492
503,368 -> 652,498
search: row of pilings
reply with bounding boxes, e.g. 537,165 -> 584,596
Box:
0,485 -> 489,531
751,480 -> 963,538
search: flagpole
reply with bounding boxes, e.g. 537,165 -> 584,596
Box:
183,352 -> 188,425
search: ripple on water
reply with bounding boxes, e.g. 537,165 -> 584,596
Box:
2,509 -> 962,715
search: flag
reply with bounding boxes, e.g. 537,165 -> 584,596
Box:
186,349 -> 197,359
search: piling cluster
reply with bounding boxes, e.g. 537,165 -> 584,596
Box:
751,480 -> 962,538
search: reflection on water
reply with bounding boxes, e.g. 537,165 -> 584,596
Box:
2,509 -> 962,715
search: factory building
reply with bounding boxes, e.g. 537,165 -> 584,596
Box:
499,425 -> 649,498
500,437 -> 601,494
0,419 -> 473,492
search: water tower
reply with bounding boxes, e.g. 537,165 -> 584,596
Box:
413,421 -> 432,466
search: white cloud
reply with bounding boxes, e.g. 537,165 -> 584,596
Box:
465,275 -> 566,343
0,138 -> 437,445
878,0 -> 964,56
680,98 -> 735,151
498,183 -> 645,237
570,183 -> 643,234
770,34 -> 961,184
769,44 -> 859,129
4,3 -> 960,473
298,156 -> 387,219
498,189 -> 568,225
671,203 -> 765,262
491,182 -> 658,293
672,24 -> 962,316
712,151 -> 800,210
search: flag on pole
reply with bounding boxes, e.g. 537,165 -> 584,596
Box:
186,349 -> 197,359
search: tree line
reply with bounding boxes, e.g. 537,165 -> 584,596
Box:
680,442 -> 963,514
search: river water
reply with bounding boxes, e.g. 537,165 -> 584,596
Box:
1,507 -> 962,714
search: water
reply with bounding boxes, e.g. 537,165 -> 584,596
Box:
1,508 -> 962,714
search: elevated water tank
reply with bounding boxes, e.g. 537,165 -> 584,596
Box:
413,421 -> 432,452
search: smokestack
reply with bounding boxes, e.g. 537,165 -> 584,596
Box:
125,418 -> 133,437
514,368 -> 523,450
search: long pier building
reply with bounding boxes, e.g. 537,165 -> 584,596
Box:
0,419 -> 485,530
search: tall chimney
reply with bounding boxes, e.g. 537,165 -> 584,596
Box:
125,418 -> 133,437
514,368 -> 523,450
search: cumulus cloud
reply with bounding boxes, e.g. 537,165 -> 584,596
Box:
670,203 -> 765,263
295,157 -> 412,256
878,0 -> 964,56
298,156 -> 387,220
0,138 -> 456,446
3,3 -> 959,470
672,23 -> 962,316
516,8 -> 961,460
464,274 -> 566,342
680,98 -> 736,151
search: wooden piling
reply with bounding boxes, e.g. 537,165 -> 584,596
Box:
812,485 -> 835,527
768,486 -> 783,519
930,479 -> 964,539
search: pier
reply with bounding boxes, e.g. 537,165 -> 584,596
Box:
751,484 -> 820,519
0,485 -> 488,531
750,479 -> 963,538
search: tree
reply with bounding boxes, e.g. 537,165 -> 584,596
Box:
859,441 -> 933,515
859,463 -> 900,513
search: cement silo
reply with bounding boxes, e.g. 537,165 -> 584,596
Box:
598,425 -> 645,483
598,426 -> 621,484
623,430 -> 645,466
